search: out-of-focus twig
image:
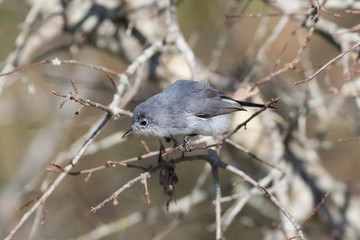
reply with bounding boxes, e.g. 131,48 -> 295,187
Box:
4,114 -> 111,240
0,58 -> 120,78
295,41 -> 360,85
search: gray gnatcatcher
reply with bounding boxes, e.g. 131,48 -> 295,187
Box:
123,80 -> 269,141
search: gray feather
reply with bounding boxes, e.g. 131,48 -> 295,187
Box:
125,80 -> 268,138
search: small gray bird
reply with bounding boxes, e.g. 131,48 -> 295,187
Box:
123,80 -> 268,141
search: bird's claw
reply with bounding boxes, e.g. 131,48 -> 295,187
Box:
184,135 -> 193,152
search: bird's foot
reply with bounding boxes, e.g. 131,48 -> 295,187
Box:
183,135 -> 193,152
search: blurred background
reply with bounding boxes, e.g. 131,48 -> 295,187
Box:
1,0 -> 360,239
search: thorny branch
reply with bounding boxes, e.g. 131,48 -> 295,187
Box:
52,79 -> 132,117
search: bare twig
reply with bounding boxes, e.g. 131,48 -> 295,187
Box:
91,172 -> 151,213
222,97 -> 279,139
345,10 -> 360,14
252,20 -> 316,88
337,136 -> 360,142
40,202 -> 47,225
4,114 -> 111,240
16,193 -> 44,211
226,11 -> 309,19
0,58 -> 119,78
290,196 -> 334,240
209,151 -> 223,240
141,140 -> 150,153
295,41 -> 360,85
109,38 -> 166,111
52,80 -> 132,117
141,174 -> 151,204
226,139 -> 285,174
300,192 -> 330,227
224,164 -> 306,240
165,0 -> 198,81
232,179 -> 247,186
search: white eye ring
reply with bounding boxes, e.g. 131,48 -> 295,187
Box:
140,120 -> 147,126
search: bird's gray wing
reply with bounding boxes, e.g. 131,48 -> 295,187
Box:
184,88 -> 246,118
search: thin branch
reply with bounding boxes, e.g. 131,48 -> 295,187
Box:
4,114 -> 111,240
91,172 -> 150,213
226,139 -> 285,174
242,14 -> 292,85
222,97 -> 279,139
16,193 -> 44,211
337,136 -> 360,142
252,20 -> 316,88
52,80 -> 132,117
141,140 -> 151,153
91,155 -> 209,212
141,174 -> 151,204
88,148 -> 306,239
224,164 -> 306,240
209,151 -> 223,240
209,0 -> 246,71
0,58 -> 119,78
345,10 -> 360,14
0,60 -> 49,78
300,192 -> 330,226
47,146 -> 175,179
49,137 -> 220,180
165,0 -> 198,81
226,11 -> 309,19
295,41 -> 360,85
40,203 -> 47,225
289,192 -> 330,240
109,38 -> 166,110
270,16 -> 308,73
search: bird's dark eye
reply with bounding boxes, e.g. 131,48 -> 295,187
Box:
140,120 -> 147,126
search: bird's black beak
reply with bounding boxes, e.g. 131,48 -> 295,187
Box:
122,128 -> 133,138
